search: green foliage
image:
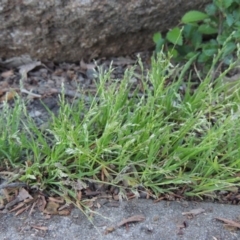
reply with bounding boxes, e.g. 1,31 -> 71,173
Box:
153,0 -> 240,67
181,10 -> 209,23
166,27 -> 183,46
2,48 -> 240,199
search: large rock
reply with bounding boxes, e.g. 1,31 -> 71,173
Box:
0,0 -> 211,62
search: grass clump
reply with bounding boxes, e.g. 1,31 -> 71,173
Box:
1,46 -> 240,201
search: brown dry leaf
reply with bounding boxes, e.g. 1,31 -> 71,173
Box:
9,202 -> 25,212
101,167 -> 110,181
5,188 -> 33,210
224,224 -> 238,232
67,70 -> 76,80
153,197 -> 165,203
58,203 -> 70,211
2,188 -> 11,202
18,188 -> 33,201
15,205 -> 30,216
80,59 -> 95,70
83,199 -> 94,208
116,214 -> 145,228
227,187 -> 238,193
29,201 -> 38,216
104,227 -> 115,234
105,214 -> 145,235
59,209 -> 71,216
0,90 -> 17,102
215,217 -> 240,229
77,190 -> 82,201
0,197 -> 5,209
182,208 -> 205,216
48,196 -> 65,204
1,70 -> 14,78
37,195 -> 47,212
53,68 -> 63,76
31,225 -> 48,231
43,201 -> 59,215
19,61 -> 42,80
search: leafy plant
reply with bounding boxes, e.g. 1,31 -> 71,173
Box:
153,0 -> 240,67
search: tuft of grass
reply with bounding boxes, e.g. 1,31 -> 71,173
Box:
1,45 -> 240,201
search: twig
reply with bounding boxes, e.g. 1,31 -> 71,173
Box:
0,182 -> 27,190
116,214 -> 145,228
20,88 -> 42,98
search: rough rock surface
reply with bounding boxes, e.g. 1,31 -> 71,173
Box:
0,0 -> 211,62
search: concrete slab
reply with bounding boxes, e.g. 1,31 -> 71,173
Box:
1,199 -> 239,240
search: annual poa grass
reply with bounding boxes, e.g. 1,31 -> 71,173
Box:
1,47 -> 240,200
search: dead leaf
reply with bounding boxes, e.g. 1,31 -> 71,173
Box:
182,208 -> 205,216
80,59 -> 95,70
43,201 -> 59,215
227,187 -> 239,193
19,61 -> 42,80
4,188 -> 32,210
18,188 -> 33,201
105,214 -> 145,234
29,201 -> 38,216
37,195 -> 47,212
48,197 -> 65,204
31,225 -> 48,231
0,90 -> 17,102
59,209 -> 71,216
1,70 -> 14,78
104,227 -> 115,234
9,202 -> 25,212
58,203 -> 70,211
76,190 -> 82,201
2,188 -> 10,202
215,217 -> 240,229
15,205 -> 30,216
224,224 -> 238,232
116,214 -> 145,228
101,167 -> 111,181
